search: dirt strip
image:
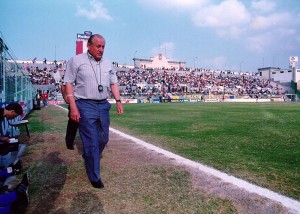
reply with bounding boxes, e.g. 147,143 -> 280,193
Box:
24,106 -> 300,214
107,129 -> 299,214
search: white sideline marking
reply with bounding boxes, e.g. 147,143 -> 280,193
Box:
56,105 -> 300,213
110,127 -> 300,214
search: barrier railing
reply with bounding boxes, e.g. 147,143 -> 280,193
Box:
1,33 -> 35,105
1,33 -> 34,136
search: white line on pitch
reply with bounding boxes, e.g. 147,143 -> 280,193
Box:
56,105 -> 300,213
109,127 -> 300,214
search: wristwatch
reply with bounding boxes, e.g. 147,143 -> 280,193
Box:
116,99 -> 121,103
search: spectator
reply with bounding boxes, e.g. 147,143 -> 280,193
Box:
0,103 -> 26,168
41,91 -> 49,107
0,160 -> 22,179
34,90 -> 42,110
0,103 -> 23,143
0,173 -> 30,214
0,104 -> 30,213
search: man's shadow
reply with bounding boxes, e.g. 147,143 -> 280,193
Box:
30,151 -> 67,213
69,191 -> 105,214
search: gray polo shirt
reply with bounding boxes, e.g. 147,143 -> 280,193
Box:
64,52 -> 118,100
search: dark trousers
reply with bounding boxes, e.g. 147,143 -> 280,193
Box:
65,106 -> 78,146
76,99 -> 111,182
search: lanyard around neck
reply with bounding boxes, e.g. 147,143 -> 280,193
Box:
87,53 -> 101,86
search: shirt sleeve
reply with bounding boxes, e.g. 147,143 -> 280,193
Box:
64,57 -> 77,84
109,69 -> 118,84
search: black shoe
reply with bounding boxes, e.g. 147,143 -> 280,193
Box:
11,173 -> 31,213
21,173 -> 30,186
91,179 -> 104,189
66,143 -> 74,150
0,185 -> 9,194
9,159 -> 22,175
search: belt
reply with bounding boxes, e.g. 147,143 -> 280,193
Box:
78,98 -> 107,102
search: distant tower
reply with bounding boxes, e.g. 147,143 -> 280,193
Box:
290,56 -> 298,69
290,56 -> 299,83
76,31 -> 92,55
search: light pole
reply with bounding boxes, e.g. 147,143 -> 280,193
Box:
133,51 -> 137,68
272,55 -> 277,67
193,57 -> 198,69
239,61 -> 244,72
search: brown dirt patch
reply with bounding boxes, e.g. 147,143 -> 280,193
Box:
18,105 -> 295,214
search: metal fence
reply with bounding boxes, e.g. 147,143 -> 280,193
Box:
0,33 -> 35,105
1,33 -> 35,137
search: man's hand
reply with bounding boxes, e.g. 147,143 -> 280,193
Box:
70,105 -> 81,123
116,102 -> 124,115
0,137 -> 10,143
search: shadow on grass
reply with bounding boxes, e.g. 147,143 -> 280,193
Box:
30,151 -> 67,213
70,191 -> 104,213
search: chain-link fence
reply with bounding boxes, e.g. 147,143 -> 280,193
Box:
0,33 -> 35,106
1,33 -> 35,137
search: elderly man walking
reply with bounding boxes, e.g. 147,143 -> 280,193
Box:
64,34 -> 123,188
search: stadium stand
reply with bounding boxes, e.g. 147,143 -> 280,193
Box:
115,68 -> 292,101
13,60 -> 294,103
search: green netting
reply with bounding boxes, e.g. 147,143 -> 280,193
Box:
1,33 -> 35,103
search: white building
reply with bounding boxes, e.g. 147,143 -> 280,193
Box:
258,67 -> 300,82
258,56 -> 300,83
133,54 -> 186,70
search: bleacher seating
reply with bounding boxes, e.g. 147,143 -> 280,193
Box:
18,61 -> 293,101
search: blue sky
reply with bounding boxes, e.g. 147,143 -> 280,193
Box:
1,0 -> 300,72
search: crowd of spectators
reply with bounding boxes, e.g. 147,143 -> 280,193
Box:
116,68 -> 286,99
19,62 -> 64,104
19,60 -> 65,86
19,60 -> 289,100
24,65 -> 57,85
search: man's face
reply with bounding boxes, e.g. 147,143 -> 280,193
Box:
6,110 -> 18,119
88,36 -> 105,61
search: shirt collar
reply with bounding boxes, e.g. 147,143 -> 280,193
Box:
87,51 -> 102,62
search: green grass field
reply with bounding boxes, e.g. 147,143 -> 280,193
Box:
25,105 -> 238,213
109,102 -> 300,200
